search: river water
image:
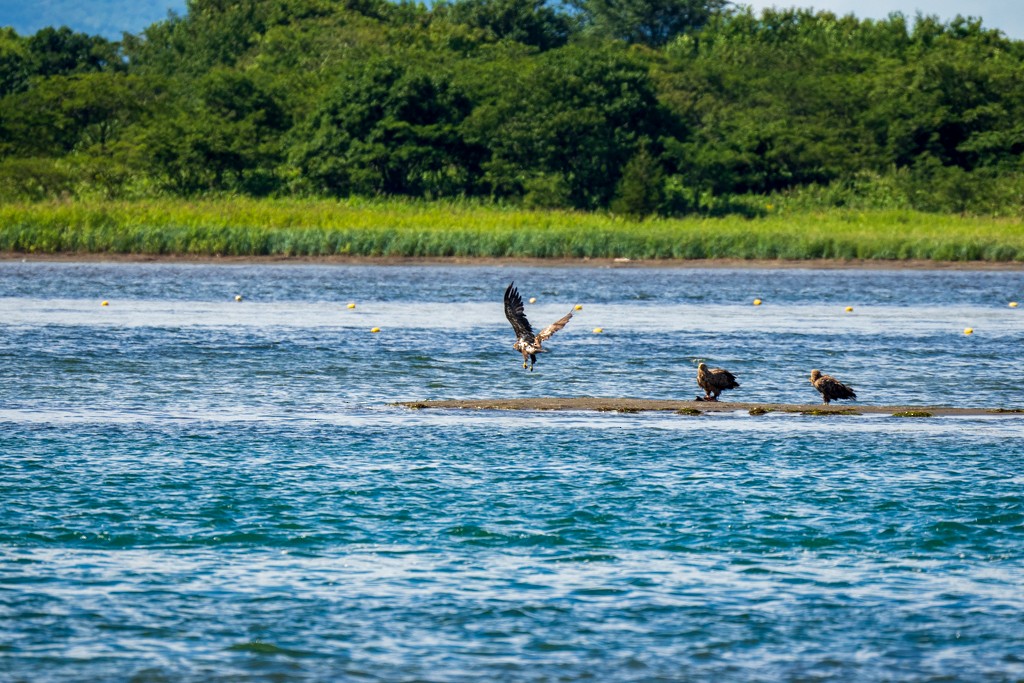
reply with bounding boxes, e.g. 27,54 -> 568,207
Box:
2,262 -> 1023,681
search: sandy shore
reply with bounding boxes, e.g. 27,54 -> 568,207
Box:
397,397 -> 1024,417
3,252 -> 1024,270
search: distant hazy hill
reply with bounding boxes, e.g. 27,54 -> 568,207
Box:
0,0 -> 187,38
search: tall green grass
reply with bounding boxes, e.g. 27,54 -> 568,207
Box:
1,198 -> 1023,261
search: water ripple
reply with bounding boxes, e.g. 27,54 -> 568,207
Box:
3,263 -> 1024,681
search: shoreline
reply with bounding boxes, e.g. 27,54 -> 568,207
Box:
3,252 -> 1024,270
398,398 -> 1024,417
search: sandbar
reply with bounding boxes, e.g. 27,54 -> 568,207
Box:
398,397 -> 1023,417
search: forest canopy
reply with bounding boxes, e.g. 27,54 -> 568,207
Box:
1,0 -> 1022,216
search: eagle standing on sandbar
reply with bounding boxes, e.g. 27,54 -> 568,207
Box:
504,282 -> 574,371
810,369 -> 857,405
696,362 -> 740,401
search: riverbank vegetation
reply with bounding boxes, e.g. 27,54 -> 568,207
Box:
1,0 -> 1023,259
3,198 -> 1022,260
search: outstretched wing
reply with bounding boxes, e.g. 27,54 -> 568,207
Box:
504,282 -> 535,340
536,310 -> 573,342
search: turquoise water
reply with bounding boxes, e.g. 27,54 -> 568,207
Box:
2,262 -> 1023,681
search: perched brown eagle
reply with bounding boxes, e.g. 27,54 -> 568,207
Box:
504,282 -> 574,371
810,369 -> 857,404
696,362 -> 740,401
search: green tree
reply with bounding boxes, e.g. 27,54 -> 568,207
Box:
0,71 -> 162,199
610,143 -> 665,216
576,0 -> 726,46
470,44 -> 666,208
0,28 -> 30,96
865,17 -> 1024,171
143,69 -> 290,194
658,9 -> 911,195
123,0 -> 270,76
436,0 -> 575,50
2,0 -> 1022,211
0,72 -> 155,157
292,59 -> 483,197
26,26 -> 120,77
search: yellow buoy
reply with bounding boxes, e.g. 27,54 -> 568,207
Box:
528,297 -> 537,304
593,327 -> 603,334
347,303 -> 356,309
845,306 -> 854,312
574,304 -> 583,311
1010,302 -> 1019,308
235,295 -> 243,302
753,299 -> 762,306
370,327 -> 380,333
101,300 -> 109,306
964,327 -> 973,335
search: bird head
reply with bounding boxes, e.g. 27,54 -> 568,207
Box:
697,362 -> 707,371
810,369 -> 821,381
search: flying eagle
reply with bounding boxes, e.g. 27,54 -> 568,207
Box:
696,362 -> 740,401
504,282 -> 574,371
810,369 -> 857,405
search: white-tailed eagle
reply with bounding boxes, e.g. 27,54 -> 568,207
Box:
696,362 -> 740,401
810,369 -> 857,405
504,282 -> 574,371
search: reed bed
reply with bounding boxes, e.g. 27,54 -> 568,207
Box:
1,198 -> 1023,261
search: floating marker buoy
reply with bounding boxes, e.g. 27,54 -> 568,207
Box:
845,306 -> 853,312
593,327 -> 603,334
1010,302 -> 1019,308
574,304 -> 583,311
528,297 -> 536,304
101,301 -> 109,306
370,327 -> 380,333
753,299 -> 762,306
964,327 -> 973,335
347,303 -> 356,309
235,295 -> 243,302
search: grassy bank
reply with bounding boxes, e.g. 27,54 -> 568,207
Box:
2,198 -> 1023,261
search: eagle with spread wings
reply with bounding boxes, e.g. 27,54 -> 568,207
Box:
810,369 -> 857,405
503,282 -> 575,371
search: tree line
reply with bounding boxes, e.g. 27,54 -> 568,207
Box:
1,0 -> 1022,216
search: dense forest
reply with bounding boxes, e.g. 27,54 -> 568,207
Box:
1,0 -> 1023,217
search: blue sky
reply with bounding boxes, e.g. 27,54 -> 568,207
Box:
739,1 -> 1022,39
0,0 -> 187,38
